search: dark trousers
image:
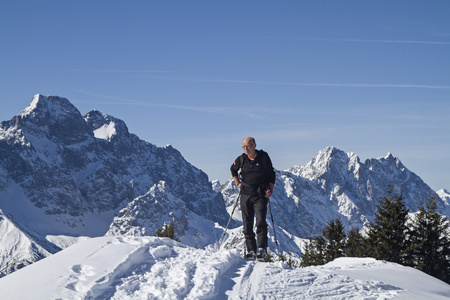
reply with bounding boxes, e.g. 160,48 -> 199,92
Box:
240,193 -> 268,252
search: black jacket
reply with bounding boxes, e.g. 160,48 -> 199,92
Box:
230,150 -> 275,195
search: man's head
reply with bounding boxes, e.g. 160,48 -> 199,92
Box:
242,137 -> 256,156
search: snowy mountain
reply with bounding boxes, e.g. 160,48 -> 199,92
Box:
0,209 -> 54,275
0,236 -> 448,299
0,95 -> 228,276
220,146 -> 448,239
1,94 -> 449,281
437,189 -> 450,214
107,181 -> 223,248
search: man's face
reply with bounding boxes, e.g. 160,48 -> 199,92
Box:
242,139 -> 256,155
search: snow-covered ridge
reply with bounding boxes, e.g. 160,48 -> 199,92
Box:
18,94 -> 41,117
0,209 -> 52,275
437,189 -> 450,215
0,236 -> 448,299
438,189 -> 449,205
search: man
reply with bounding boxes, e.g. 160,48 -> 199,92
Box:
230,137 -> 276,261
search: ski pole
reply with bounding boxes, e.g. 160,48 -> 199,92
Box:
219,191 -> 241,249
268,199 -> 280,255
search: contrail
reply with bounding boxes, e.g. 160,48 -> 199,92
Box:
265,37 -> 450,45
147,76 -> 450,89
1,68 -> 172,73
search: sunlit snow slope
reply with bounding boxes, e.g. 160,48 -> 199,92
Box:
0,236 -> 449,300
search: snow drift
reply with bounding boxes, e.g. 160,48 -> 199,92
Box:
0,236 -> 449,299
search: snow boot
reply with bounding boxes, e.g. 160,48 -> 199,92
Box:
245,250 -> 256,261
256,248 -> 267,262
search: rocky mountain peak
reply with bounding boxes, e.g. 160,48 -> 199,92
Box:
290,146 -> 360,182
84,110 -> 130,143
19,94 -> 80,119
1,94 -> 228,251
222,146 -> 446,239
13,94 -> 93,146
1,94 -> 233,276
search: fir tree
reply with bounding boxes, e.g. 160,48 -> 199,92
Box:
366,184 -> 409,264
345,227 -> 366,257
314,235 -> 327,265
155,221 -> 178,240
300,238 -> 315,267
300,238 -> 313,267
301,219 -> 347,267
322,218 -> 346,262
280,252 -> 296,268
300,236 -> 327,267
406,195 -> 450,283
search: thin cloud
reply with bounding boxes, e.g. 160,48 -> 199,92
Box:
214,80 -> 450,89
148,76 -> 450,89
149,103 -> 260,118
60,69 -> 173,73
71,90 -> 144,105
2,68 -> 172,73
72,90 -> 267,118
265,37 -> 450,45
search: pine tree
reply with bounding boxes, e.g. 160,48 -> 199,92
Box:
313,235 -> 327,265
300,236 -> 327,267
300,238 -> 315,267
345,227 -> 366,257
322,218 -> 346,262
301,219 -> 347,267
155,221 -> 177,240
406,195 -> 450,283
280,252 -> 296,268
366,184 -> 409,264
264,250 -> 274,262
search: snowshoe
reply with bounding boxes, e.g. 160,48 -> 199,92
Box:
256,248 -> 267,262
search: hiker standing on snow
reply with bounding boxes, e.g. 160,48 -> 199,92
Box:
230,137 -> 275,260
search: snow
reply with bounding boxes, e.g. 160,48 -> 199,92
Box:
0,236 -> 448,300
0,209 -> 52,270
93,122 -> 117,141
437,189 -> 450,215
437,189 -> 449,205
45,235 -> 91,249
18,94 -> 40,117
0,180 -> 114,237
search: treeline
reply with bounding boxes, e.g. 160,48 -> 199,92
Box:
301,184 -> 450,284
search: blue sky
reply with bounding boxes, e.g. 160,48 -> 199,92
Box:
1,1 -> 449,190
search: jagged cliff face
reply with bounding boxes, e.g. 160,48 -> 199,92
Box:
221,146 -> 445,238
0,95 -> 228,276
0,96 -> 92,218
0,95 -> 227,229
106,181 -> 222,248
